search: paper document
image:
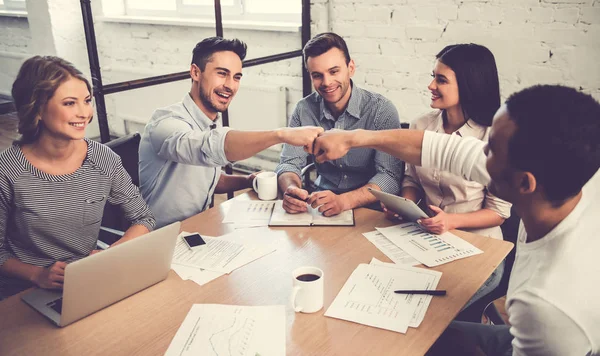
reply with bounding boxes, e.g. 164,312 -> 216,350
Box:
172,232 -> 276,274
269,200 -> 354,226
377,223 -> 483,267
222,201 -> 275,229
369,258 -> 441,328
363,231 -> 419,266
325,263 -> 442,333
165,304 -> 285,356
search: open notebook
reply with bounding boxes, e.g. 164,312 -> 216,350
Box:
269,200 -> 355,226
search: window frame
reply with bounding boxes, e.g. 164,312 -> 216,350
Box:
0,0 -> 27,11
123,0 -> 300,24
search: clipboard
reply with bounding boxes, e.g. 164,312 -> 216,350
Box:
368,188 -> 429,222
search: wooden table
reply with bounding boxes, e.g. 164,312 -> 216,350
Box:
0,193 -> 513,356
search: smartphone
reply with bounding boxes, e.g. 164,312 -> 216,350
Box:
182,233 -> 206,250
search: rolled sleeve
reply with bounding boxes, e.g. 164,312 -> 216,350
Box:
149,118 -> 231,167
0,176 -> 15,266
108,158 -> 156,231
369,99 -> 404,194
274,110 -> 308,179
484,190 -> 512,219
422,131 -> 491,186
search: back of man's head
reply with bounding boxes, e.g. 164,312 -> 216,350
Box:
303,32 -> 351,65
506,85 -> 600,204
191,37 -> 247,71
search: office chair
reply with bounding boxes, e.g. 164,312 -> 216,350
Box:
98,132 -> 142,246
455,206 -> 520,324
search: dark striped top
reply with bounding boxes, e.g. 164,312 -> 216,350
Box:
0,139 -> 155,299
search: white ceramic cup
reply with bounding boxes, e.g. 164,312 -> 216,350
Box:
253,171 -> 278,201
291,266 -> 324,313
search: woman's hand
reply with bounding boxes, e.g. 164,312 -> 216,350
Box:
417,205 -> 456,235
31,261 -> 66,289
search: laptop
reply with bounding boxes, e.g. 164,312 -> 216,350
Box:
21,221 -> 181,327
368,188 -> 430,222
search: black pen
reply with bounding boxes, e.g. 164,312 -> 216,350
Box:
284,192 -> 309,203
394,290 -> 446,296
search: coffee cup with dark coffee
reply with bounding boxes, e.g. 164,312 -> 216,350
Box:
291,266 -> 324,313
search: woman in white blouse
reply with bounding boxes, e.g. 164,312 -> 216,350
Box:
401,44 -> 512,240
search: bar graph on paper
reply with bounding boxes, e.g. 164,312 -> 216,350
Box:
376,223 -> 483,267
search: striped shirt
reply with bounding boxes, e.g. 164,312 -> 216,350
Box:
275,83 -> 404,194
0,139 -> 155,299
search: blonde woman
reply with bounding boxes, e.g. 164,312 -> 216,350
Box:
0,56 -> 155,299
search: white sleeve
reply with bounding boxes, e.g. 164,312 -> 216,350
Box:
508,293 -> 592,356
421,131 -> 491,186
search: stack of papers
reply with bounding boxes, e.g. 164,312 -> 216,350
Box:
325,259 -> 442,333
376,222 -> 483,267
171,231 -> 276,286
222,201 -> 275,229
165,304 -> 285,356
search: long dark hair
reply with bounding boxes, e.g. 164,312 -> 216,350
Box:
436,44 -> 500,127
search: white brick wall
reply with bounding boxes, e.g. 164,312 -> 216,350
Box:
322,0 -> 600,120
1,0 -> 599,126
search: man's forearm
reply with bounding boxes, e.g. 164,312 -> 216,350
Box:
224,130 -> 282,162
214,174 -> 251,194
278,172 -> 303,193
340,183 -> 380,210
352,129 -> 425,166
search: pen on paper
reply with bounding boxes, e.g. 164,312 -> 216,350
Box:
284,192 -> 309,203
394,290 -> 447,296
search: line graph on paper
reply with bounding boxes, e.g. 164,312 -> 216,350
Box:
175,309 -> 257,356
165,305 -> 285,356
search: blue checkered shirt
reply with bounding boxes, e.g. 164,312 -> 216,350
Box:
275,84 -> 404,194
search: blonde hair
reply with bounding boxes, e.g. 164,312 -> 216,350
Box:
11,56 -> 92,144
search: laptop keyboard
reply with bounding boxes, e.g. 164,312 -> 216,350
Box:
47,298 -> 63,314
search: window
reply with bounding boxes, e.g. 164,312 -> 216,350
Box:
0,0 -> 27,12
124,0 -> 300,23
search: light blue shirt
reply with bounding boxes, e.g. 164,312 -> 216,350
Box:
139,93 -> 231,228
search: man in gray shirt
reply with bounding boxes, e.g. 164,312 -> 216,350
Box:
139,37 -> 323,227
276,33 -> 404,217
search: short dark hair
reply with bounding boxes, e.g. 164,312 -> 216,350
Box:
191,37 -> 247,71
436,44 -> 500,127
12,56 -> 92,144
303,32 -> 351,65
505,85 -> 600,203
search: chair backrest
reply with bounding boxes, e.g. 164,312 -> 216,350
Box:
104,132 -> 141,186
498,205 -> 520,286
101,133 -> 142,235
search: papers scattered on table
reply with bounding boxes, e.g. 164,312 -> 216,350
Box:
362,231 -> 419,266
222,201 -> 275,229
171,233 -> 225,286
376,222 -> 483,267
269,200 -> 355,226
324,261 -> 442,333
165,304 -> 285,356
172,231 -> 275,285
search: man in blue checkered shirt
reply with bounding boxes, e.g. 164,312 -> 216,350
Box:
275,32 -> 405,217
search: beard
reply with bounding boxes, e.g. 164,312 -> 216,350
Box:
198,86 -> 229,113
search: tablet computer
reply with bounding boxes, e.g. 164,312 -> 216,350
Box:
368,188 -> 429,222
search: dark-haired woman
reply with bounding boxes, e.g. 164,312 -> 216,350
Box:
401,44 -> 511,238
399,44 -> 512,308
0,56 -> 155,300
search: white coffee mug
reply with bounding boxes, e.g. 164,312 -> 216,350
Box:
291,266 -> 324,313
253,171 -> 278,200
